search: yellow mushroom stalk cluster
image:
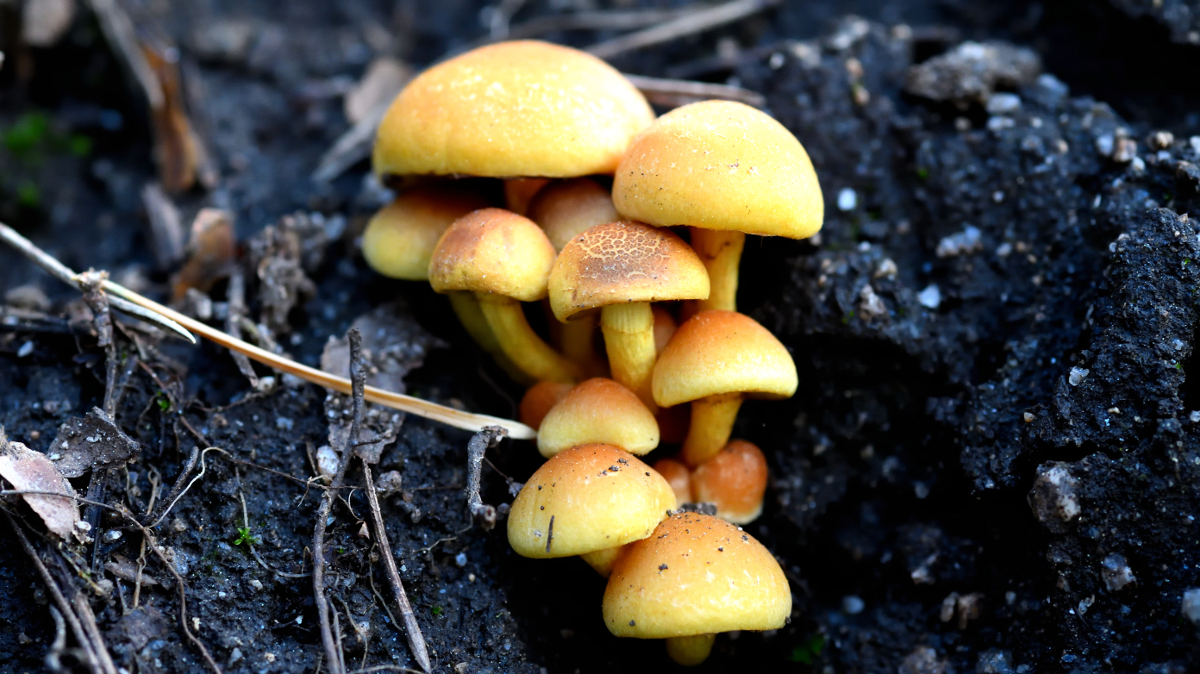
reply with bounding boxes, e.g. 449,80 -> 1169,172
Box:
365,39 -> 823,666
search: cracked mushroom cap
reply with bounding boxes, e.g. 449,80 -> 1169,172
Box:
508,444 -> 676,559
653,310 -> 798,408
613,100 -> 824,239
548,221 -> 710,322
428,208 -> 558,302
374,41 -> 655,179
603,511 -> 791,639
361,183 -> 492,281
537,378 -> 660,458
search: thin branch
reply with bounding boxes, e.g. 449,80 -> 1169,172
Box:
586,0 -> 780,60
622,73 -> 765,108
0,222 -> 536,439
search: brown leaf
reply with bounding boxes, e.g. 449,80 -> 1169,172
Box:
47,408 -> 141,479
0,435 -> 80,540
172,208 -> 235,301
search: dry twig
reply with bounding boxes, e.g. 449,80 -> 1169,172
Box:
622,73 -> 765,108
465,426 -> 508,530
586,0 -> 780,60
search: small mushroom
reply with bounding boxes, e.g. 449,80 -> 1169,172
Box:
549,221 -> 709,411
518,381 -> 573,431
508,443 -> 676,577
690,440 -> 768,524
603,511 -> 791,665
653,311 -> 797,466
429,208 -> 582,384
537,378 -> 660,458
652,457 -> 691,506
504,178 -> 550,216
613,100 -> 824,312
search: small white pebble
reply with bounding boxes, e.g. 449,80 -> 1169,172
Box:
837,188 -> 857,211
275,417 -> 294,431
1183,588 -> 1200,626
1191,136 -> 1200,155
104,530 -> 122,541
455,552 -> 468,567
842,595 -> 865,614
17,341 -> 33,358
986,92 -> 1021,115
218,591 -> 227,599
768,52 -> 785,69
917,285 -> 941,310
248,579 -> 264,591
1068,367 -> 1089,386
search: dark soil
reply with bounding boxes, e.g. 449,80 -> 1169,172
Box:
2,1 -> 1200,673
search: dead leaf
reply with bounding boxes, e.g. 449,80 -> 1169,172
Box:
46,407 -> 141,478
142,41 -> 200,193
321,301 -> 447,463
0,435 -> 81,540
172,208 -> 235,301
344,57 -> 411,125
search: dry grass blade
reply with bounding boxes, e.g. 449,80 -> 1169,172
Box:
0,222 -> 535,439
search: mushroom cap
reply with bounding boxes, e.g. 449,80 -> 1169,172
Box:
361,184 -> 492,280
548,221 -> 710,322
652,457 -> 691,506
519,381 -> 574,431
528,178 -> 620,252
504,178 -> 550,216
613,100 -> 824,239
653,310 -> 797,408
428,208 -> 558,301
374,41 -> 655,179
603,511 -> 791,638
691,440 -> 768,525
508,444 -> 676,558
537,378 -> 660,458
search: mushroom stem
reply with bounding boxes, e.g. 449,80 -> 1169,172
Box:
681,392 -> 743,466
665,634 -> 716,666
580,545 -> 624,578
600,302 -> 658,413
478,294 -> 582,384
559,309 -> 605,378
689,228 -> 745,313
447,292 -> 530,384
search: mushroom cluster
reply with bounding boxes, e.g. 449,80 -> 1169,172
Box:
366,40 -> 822,666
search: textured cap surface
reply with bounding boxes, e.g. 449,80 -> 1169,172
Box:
374,41 -> 654,179
613,100 -> 823,238
428,208 -> 557,301
603,512 -> 791,638
538,378 -> 660,458
362,184 -> 492,280
508,444 -> 676,558
653,310 -> 797,407
549,221 -> 709,322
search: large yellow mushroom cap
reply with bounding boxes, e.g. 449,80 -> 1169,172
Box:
548,221 -> 710,322
373,41 -> 655,179
361,183 -> 492,280
428,208 -> 558,302
613,100 -> 824,239
653,310 -> 798,408
537,378 -> 660,458
508,444 -> 676,558
603,511 -> 791,638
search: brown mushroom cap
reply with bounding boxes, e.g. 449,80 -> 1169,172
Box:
653,310 -> 797,408
518,381 -> 574,431
537,378 -> 660,458
374,41 -> 655,179
691,440 -> 768,524
548,221 -> 710,322
362,184 -> 492,281
652,457 -> 691,506
612,100 -> 824,239
508,444 -> 676,558
603,511 -> 791,638
428,208 -> 557,302
527,178 -> 620,252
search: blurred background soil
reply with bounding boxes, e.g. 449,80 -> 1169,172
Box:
2,1 -> 1200,672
